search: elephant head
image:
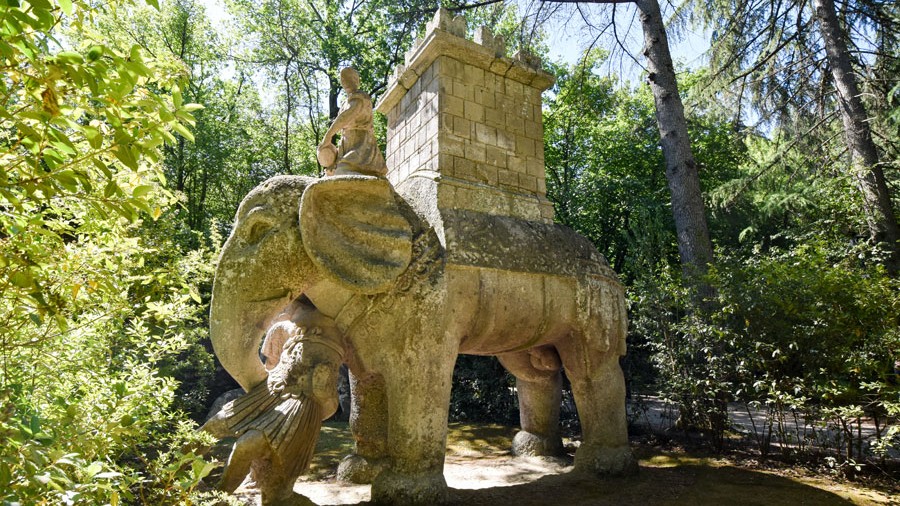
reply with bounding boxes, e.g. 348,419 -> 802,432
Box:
210,175 -> 417,391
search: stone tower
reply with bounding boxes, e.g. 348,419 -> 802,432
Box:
375,9 -> 555,242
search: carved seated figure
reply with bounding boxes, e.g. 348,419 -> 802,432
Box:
202,300 -> 344,506
316,67 -> 387,177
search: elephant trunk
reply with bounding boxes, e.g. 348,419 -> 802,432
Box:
210,270 -> 295,392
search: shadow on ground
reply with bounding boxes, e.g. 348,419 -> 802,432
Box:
442,463 -> 856,506
222,422 -> 892,506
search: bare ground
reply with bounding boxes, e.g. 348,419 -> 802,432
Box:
225,422 -> 899,506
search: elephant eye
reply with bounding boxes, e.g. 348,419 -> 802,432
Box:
243,212 -> 275,245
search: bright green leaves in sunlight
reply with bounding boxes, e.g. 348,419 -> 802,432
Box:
1,0 -> 215,503
0,0 -> 202,322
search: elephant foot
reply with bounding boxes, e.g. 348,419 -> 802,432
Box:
336,454 -> 389,484
573,444 -> 638,476
512,430 -> 564,457
371,468 -> 448,505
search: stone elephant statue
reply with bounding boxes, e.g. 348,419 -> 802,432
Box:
210,174 -> 636,505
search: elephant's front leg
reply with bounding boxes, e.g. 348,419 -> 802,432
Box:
371,335 -> 458,505
337,371 -> 389,483
498,348 -> 564,457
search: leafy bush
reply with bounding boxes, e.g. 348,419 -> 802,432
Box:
1,0 -> 221,502
450,356 -> 518,425
631,241 -> 900,459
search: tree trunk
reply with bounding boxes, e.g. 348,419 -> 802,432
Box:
636,0 -> 716,287
813,0 -> 900,274
328,78 -> 340,122
283,61 -> 292,174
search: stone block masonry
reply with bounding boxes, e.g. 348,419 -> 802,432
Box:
376,9 -> 556,224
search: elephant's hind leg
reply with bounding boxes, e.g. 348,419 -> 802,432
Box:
498,347 -> 564,457
556,335 -> 637,476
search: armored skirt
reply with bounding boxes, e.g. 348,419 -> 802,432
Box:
213,382 -> 323,479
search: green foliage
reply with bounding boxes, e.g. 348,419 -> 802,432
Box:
630,241 -> 900,458
0,0 -> 221,502
1,0 -> 200,328
450,356 -> 518,425
95,0 -> 288,239
544,52 -> 747,282
226,0 -> 427,177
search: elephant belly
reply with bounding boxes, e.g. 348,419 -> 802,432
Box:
446,265 -> 577,355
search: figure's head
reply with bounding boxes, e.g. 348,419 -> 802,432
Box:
340,67 -> 360,93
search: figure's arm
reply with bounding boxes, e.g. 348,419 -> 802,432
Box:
320,95 -> 364,146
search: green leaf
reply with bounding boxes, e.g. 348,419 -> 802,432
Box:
114,145 -> 138,170
93,158 -> 111,178
56,170 -> 78,191
131,185 -> 153,198
84,462 -> 103,479
11,270 -> 34,288
50,138 -> 77,156
55,51 -> 84,64
57,0 -> 72,15
29,0 -> 53,10
94,471 -> 124,480
170,121 -> 194,142
104,180 -> 119,198
83,125 -> 102,149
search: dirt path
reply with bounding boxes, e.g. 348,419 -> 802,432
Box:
228,423 -> 897,506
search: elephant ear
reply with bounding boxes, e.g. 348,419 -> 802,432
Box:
300,176 -> 413,294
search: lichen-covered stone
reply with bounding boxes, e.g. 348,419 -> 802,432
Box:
208,10 -> 634,504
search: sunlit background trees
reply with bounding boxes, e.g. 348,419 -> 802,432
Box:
1,0 -> 897,502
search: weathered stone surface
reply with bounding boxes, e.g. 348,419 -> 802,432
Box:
203,300 -> 344,505
376,18 -> 556,234
318,67 -> 386,177
208,15 -> 633,504
209,172 -> 633,504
